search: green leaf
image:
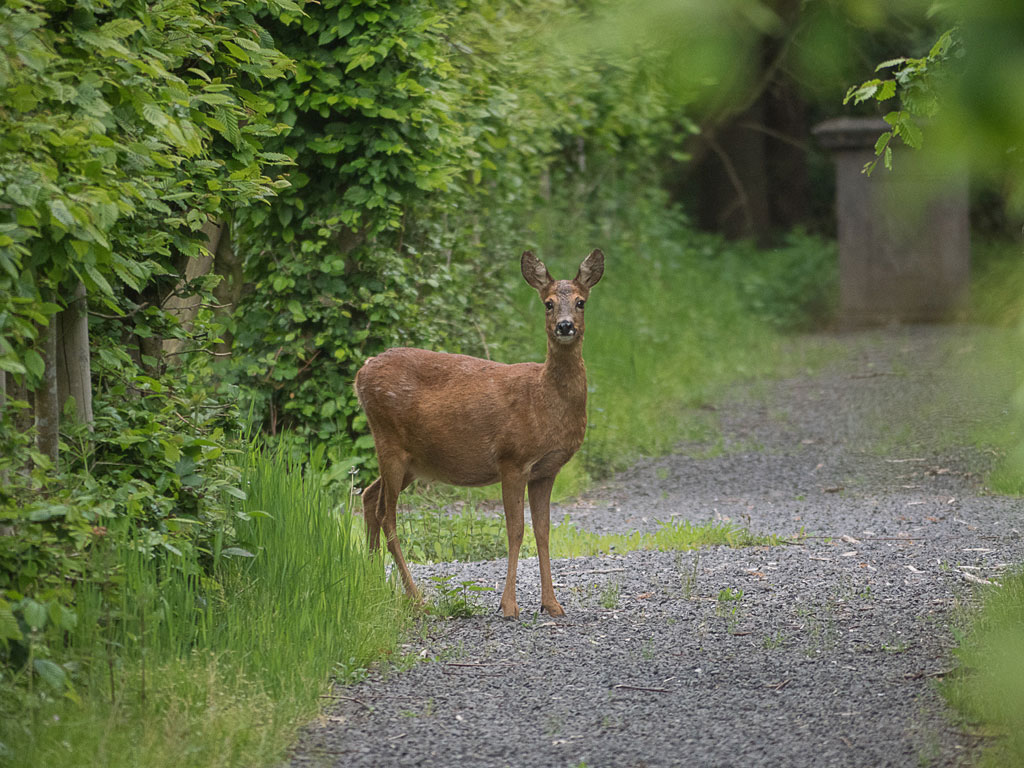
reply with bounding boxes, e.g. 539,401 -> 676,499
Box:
223,486 -> 248,501
874,131 -> 891,155
221,547 -> 254,558
163,440 -> 181,464
142,102 -> 169,128
48,199 -> 76,229
23,348 -> 44,379
897,116 -> 923,149
99,18 -> 142,39
33,659 -> 66,690
83,263 -> 114,297
0,357 -> 27,374
21,599 -> 47,630
875,57 -> 908,71
0,600 -> 23,644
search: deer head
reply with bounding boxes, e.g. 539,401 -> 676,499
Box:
522,249 -> 604,346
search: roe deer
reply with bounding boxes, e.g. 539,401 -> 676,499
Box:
355,249 -> 604,618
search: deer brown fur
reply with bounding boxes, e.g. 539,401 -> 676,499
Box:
355,249 -> 604,618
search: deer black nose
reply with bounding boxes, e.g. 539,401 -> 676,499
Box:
555,320 -> 575,336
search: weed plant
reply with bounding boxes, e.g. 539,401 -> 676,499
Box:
0,448 -> 408,768
943,570 -> 1024,767
398,501 -> 508,563
427,574 -> 494,618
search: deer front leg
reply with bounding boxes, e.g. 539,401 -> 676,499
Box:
499,470 -> 527,619
528,476 -> 565,616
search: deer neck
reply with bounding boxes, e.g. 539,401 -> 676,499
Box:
542,339 -> 587,404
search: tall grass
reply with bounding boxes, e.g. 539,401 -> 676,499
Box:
0,449 -> 407,768
943,571 -> 1024,767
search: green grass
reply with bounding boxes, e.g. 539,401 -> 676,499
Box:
545,515 -> 782,557
943,570 -> 1024,767
397,502 -> 784,566
0,449 -> 409,768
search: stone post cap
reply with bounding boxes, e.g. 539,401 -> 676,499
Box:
812,117 -> 889,150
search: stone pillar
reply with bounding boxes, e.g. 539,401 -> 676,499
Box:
813,117 -> 970,327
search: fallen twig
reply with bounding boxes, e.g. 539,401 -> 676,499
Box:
613,684 -> 671,693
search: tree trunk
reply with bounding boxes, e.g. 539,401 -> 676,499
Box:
695,98 -> 773,245
56,281 -> 93,426
163,220 -> 222,359
35,319 -> 60,467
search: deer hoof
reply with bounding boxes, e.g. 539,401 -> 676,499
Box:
500,598 -> 520,619
542,600 -> 566,617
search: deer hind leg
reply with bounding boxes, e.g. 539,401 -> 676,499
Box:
377,461 -> 420,601
362,477 -> 383,550
499,468 -> 528,619
528,475 -> 565,616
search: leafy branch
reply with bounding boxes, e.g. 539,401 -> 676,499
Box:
844,28 -> 961,175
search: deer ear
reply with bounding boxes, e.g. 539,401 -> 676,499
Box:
576,249 -> 604,289
521,251 -> 553,291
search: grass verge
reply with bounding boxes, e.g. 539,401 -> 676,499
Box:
943,570 -> 1024,767
397,500 -> 783,566
0,450 -> 408,768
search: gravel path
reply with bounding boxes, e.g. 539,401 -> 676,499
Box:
289,326 -> 1023,768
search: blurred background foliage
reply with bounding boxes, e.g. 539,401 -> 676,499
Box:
1,0 -> 1023,762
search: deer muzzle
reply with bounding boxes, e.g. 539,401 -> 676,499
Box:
554,320 -> 577,342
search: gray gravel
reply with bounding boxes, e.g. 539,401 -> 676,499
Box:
289,326 -> 1023,768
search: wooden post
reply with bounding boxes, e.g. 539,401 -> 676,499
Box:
57,281 -> 93,426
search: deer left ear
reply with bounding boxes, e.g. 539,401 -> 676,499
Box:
576,249 -> 604,289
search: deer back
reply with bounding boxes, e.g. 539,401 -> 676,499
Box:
355,347 -> 587,486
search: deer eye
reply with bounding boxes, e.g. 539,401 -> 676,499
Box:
544,300 -> 554,311
575,299 -> 585,309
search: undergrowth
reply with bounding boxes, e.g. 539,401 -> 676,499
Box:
0,449 -> 408,768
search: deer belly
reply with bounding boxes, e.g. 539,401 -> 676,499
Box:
407,443 -> 502,487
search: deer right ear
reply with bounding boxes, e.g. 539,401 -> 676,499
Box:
521,251 -> 553,291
